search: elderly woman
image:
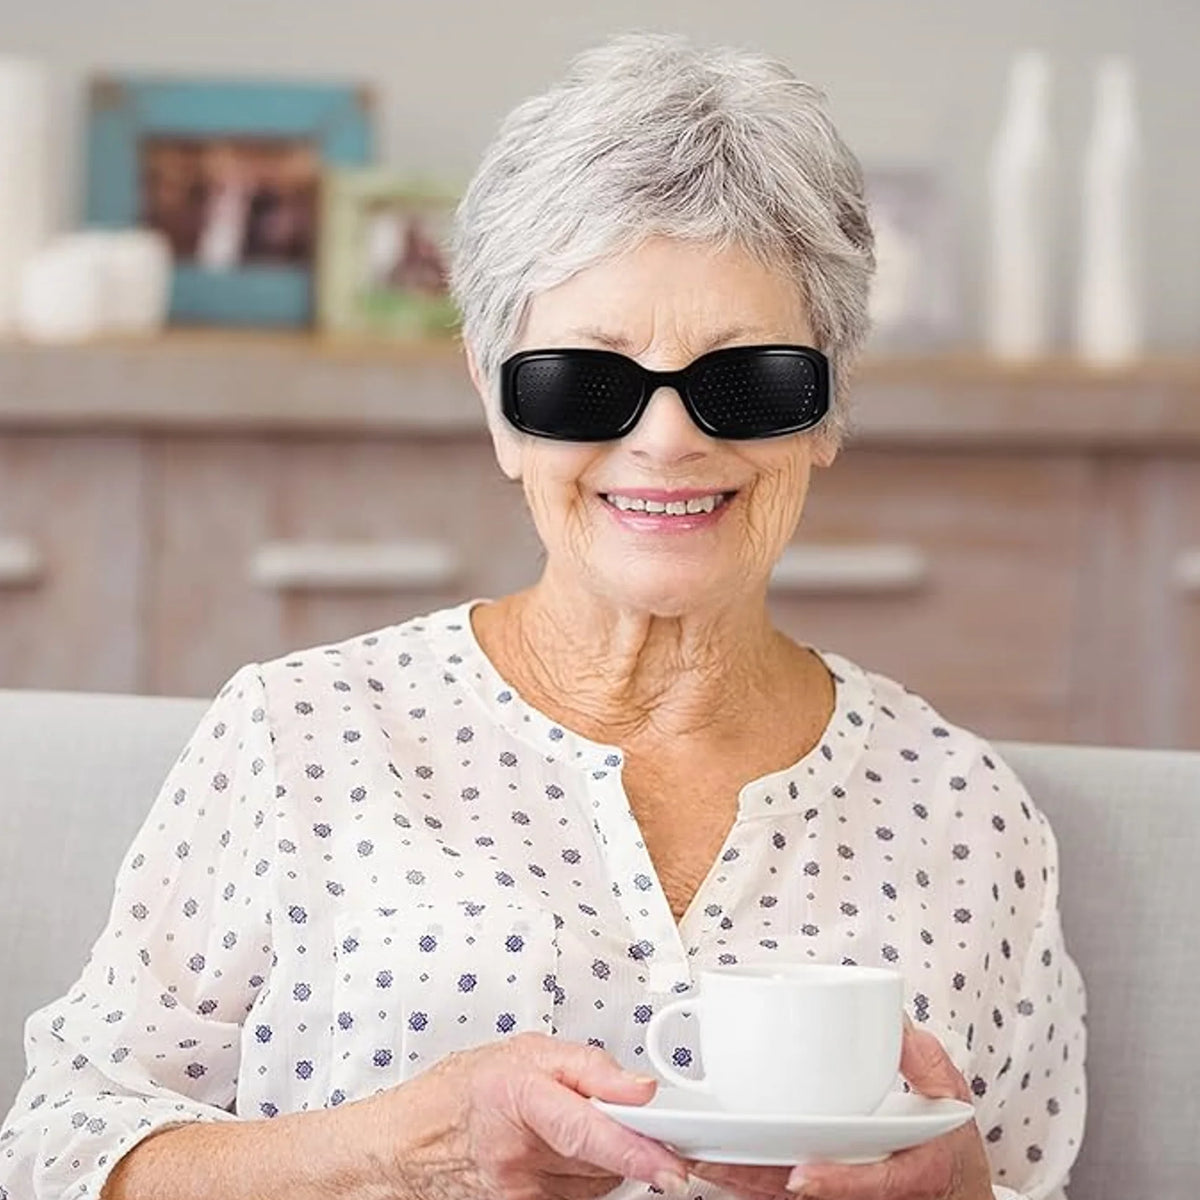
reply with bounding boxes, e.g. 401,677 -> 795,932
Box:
0,33 -> 1084,1200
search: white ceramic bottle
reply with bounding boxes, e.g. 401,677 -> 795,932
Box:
1074,55 -> 1143,367
984,50 -> 1055,362
0,58 -> 50,334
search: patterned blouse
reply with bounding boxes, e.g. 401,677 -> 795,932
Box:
0,600 -> 1086,1200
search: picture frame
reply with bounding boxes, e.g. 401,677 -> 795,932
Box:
317,168 -> 460,341
861,164 -> 961,352
85,75 -> 374,327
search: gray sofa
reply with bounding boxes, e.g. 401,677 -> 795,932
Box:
1,687 -> 1198,1197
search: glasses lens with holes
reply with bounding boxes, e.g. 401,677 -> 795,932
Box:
503,351 -> 644,441
500,345 -> 829,441
686,347 -> 827,439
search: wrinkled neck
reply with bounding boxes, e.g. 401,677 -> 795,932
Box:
473,574 -> 804,747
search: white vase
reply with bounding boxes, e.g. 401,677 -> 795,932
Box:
18,230 -> 174,342
984,50 -> 1055,362
1074,56 -> 1143,367
0,58 -> 51,335
91,230 -> 173,335
18,239 -> 106,343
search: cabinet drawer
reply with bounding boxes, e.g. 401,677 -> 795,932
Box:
0,435 -> 143,690
769,450 -> 1090,739
148,435 -> 539,696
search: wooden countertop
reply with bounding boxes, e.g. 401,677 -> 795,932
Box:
2,330 -> 1199,448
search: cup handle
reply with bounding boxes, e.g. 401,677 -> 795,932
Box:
645,996 -> 709,1092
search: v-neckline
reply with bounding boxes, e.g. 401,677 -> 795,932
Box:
423,599 -> 876,991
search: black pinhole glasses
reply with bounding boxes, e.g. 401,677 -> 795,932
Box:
499,344 -> 831,443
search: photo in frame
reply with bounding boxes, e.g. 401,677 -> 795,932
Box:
85,76 -> 374,327
861,165 -> 961,352
317,168 -> 460,340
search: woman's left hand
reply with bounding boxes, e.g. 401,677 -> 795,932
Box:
686,1017 -> 994,1200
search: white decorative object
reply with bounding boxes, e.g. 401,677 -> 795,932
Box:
983,50 -> 1055,361
1074,55 -> 1143,367
17,238 -> 106,343
863,167 -> 959,351
94,230 -> 172,334
0,58 -> 51,334
17,230 -> 172,342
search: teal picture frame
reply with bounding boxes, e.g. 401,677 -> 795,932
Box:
85,76 -> 374,327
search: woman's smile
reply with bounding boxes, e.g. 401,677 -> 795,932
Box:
597,486 -> 738,534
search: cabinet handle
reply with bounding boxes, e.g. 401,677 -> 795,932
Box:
1174,549 -> 1200,595
251,540 -> 459,592
0,537 -> 43,588
770,543 -> 930,594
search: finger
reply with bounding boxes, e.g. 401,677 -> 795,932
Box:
537,1155 -> 623,1179
552,1178 -> 625,1200
787,1129 -> 961,1198
517,1071 -> 689,1190
537,1164 -> 627,1200
688,1159 -> 793,1195
517,1033 -> 662,1106
899,1017 -> 970,1102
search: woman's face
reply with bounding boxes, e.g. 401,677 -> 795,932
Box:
477,236 -> 837,618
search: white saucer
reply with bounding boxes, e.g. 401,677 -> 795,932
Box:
593,1089 -> 975,1165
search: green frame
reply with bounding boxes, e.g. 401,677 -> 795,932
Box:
317,168 -> 460,340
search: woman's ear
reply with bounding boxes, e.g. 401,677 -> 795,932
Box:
464,342 -> 523,481
463,339 -> 486,397
491,424 -> 524,482
811,430 -> 840,469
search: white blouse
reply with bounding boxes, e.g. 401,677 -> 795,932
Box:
0,600 -> 1086,1200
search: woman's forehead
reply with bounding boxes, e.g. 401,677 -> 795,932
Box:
518,240 -> 811,351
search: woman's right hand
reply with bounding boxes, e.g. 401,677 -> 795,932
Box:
350,1032 -> 691,1200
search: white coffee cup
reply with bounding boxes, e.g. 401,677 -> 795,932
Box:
645,964 -> 904,1116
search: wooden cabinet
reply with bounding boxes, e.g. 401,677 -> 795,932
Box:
1,335 -> 1199,750
147,436 -> 541,695
1070,458 -> 1200,748
771,452 -> 1091,743
0,435 -> 143,691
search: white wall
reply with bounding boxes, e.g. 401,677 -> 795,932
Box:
2,0 -> 1196,347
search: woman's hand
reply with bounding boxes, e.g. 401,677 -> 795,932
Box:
352,1031 -> 690,1200
687,1018 -> 994,1200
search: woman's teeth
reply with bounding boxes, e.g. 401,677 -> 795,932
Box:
603,493 -> 728,514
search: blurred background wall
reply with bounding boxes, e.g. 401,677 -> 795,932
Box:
4,0 -> 1198,348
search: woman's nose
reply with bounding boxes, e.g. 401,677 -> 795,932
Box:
622,386 -> 711,464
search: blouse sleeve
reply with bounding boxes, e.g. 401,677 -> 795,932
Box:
960,746 -> 1088,1200
0,664 -> 278,1200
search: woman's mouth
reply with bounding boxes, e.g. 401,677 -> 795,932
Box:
598,490 -> 737,531
601,491 -> 735,515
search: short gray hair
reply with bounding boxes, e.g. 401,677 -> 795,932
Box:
449,32 -> 875,446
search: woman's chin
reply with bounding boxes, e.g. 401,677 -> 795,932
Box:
590,563 -> 745,619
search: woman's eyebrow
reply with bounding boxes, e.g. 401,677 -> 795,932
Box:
561,323 -> 772,353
